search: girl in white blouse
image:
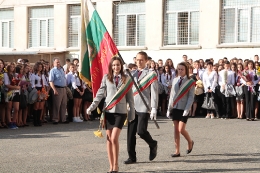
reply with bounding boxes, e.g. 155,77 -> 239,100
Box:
242,60 -> 259,121
4,63 -> 21,129
162,65 -> 173,99
203,62 -> 218,119
66,63 -> 86,122
31,62 -> 48,126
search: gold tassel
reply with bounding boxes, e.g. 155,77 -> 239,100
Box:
124,118 -> 128,126
97,107 -> 101,114
93,120 -> 103,138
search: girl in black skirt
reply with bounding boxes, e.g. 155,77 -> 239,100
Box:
4,63 -> 21,129
86,57 -> 134,173
166,62 -> 195,157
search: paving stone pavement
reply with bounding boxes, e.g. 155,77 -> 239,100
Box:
1,117 -> 260,173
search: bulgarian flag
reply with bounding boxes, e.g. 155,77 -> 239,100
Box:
80,0 -> 118,97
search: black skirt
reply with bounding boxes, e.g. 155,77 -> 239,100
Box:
171,109 -> 188,124
11,92 -> 20,102
105,112 -> 127,130
73,87 -> 83,99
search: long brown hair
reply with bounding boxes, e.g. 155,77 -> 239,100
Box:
6,63 -> 15,83
107,57 -> 126,84
177,62 -> 190,79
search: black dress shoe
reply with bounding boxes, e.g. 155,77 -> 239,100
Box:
187,141 -> 194,154
62,120 -> 70,124
53,122 -> 58,125
149,141 -> 158,161
124,158 -> 136,164
171,153 -> 180,157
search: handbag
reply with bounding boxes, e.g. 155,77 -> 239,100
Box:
201,93 -> 215,110
235,85 -> 243,97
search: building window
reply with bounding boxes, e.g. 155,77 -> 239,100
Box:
164,0 -> 200,46
114,1 -> 145,46
29,6 -> 54,48
0,8 -> 14,48
68,4 -> 81,48
221,0 -> 260,43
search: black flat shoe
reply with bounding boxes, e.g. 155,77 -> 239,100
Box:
187,141 -> 194,154
124,158 -> 136,164
171,153 -> 180,157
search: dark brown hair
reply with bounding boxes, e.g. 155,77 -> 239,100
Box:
177,62 -> 190,79
107,57 -> 126,84
34,62 -> 44,75
136,51 -> 148,60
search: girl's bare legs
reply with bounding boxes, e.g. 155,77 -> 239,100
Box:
106,129 -> 113,172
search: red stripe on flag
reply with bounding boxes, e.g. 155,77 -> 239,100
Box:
91,32 -> 118,97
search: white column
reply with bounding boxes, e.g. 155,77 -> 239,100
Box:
96,1 -> 113,36
199,0 -> 221,49
14,6 -> 28,50
145,0 -> 164,51
54,4 -> 68,49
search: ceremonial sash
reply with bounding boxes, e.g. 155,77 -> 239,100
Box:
172,78 -> 195,107
133,72 -> 157,96
105,76 -> 133,110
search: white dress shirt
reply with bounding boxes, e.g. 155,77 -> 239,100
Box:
203,70 -> 218,93
218,69 -> 235,86
30,73 -> 48,88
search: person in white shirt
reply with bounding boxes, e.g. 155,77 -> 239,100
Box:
203,62 -> 218,119
66,63 -> 85,122
165,58 -> 176,78
63,59 -> 71,73
31,62 -> 48,126
242,60 -> 259,121
161,65 -> 173,115
218,61 -> 235,119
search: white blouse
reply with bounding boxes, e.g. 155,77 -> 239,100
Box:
66,72 -> 86,89
203,70 -> 218,93
4,73 -> 20,93
30,73 -> 48,88
218,70 -> 235,86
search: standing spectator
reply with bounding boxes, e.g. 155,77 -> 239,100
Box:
63,58 -> 71,73
182,55 -> 188,62
165,58 -> 176,78
203,62 -> 218,119
254,55 -> 259,63
218,61 -> 235,119
5,63 -> 21,129
236,63 -> 244,119
161,65 -> 173,115
188,59 -> 193,65
199,59 -> 205,71
0,59 -> 6,128
72,58 -> 79,70
31,62 -> 48,126
158,59 -> 163,67
242,60 -> 258,121
223,57 -> 228,62
49,58 -> 69,124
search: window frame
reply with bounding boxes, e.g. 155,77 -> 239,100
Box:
220,2 -> 260,45
28,7 -> 54,48
113,1 -> 146,47
68,4 -> 81,48
0,8 -> 14,48
163,3 -> 200,47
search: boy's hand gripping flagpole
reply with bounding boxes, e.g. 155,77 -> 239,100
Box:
118,52 -> 160,129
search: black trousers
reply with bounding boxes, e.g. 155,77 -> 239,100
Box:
243,85 -> 256,119
67,99 -> 74,122
220,93 -> 231,118
127,111 -> 157,160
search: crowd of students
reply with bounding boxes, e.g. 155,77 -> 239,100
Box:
1,54 -> 259,130
128,54 -> 260,121
0,58 -> 94,129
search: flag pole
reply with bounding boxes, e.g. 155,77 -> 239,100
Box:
118,52 -> 160,129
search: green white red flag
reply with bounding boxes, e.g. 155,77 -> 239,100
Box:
80,0 -> 119,97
